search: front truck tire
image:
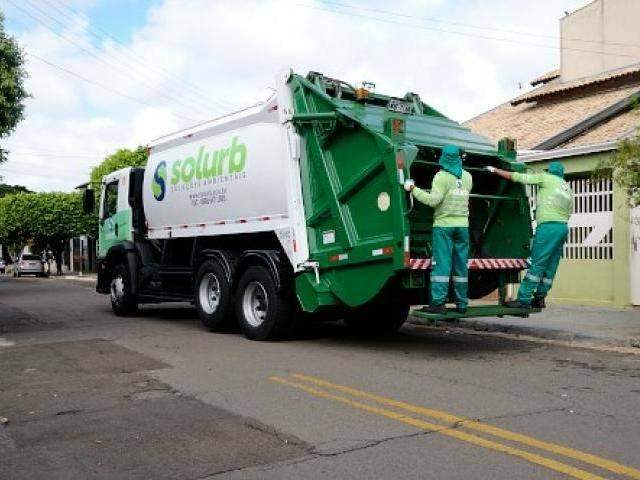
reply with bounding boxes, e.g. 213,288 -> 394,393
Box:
343,300 -> 410,335
235,265 -> 294,341
195,260 -> 234,331
110,263 -> 138,316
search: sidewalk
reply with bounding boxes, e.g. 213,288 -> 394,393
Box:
410,304 -> 640,349
52,272 -> 97,283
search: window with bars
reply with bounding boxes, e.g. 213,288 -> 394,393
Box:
526,176 -> 614,260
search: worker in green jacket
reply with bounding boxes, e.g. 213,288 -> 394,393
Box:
486,161 -> 573,309
404,145 -> 473,314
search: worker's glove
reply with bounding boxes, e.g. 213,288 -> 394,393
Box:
485,166 -> 497,174
403,179 -> 415,191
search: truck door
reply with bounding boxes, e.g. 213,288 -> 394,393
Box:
98,169 -> 133,258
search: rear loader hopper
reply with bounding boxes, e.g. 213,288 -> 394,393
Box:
290,72 -> 538,324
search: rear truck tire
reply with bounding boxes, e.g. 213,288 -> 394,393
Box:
110,263 -> 138,316
195,260 -> 233,331
235,265 -> 294,341
343,301 -> 410,335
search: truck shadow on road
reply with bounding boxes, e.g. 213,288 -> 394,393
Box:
294,321 -> 538,357
136,304 -> 199,322
134,305 -> 538,358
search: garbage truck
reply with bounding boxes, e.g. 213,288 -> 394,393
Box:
88,70 -> 536,340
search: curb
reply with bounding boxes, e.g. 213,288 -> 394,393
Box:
54,275 -> 97,283
407,314 -> 640,350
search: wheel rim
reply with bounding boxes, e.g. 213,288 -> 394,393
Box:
199,273 -> 221,315
242,281 -> 269,327
110,275 -> 124,305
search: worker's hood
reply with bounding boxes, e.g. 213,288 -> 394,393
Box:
547,161 -> 565,179
438,145 -> 463,179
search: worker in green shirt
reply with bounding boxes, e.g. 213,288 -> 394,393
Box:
404,145 -> 473,314
486,161 -> 573,309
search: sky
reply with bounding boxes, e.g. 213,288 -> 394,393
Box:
0,0 -> 591,192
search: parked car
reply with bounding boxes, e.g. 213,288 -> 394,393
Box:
14,254 -> 45,277
0,259 -> 5,274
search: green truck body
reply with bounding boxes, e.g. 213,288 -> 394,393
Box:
289,72 -> 531,313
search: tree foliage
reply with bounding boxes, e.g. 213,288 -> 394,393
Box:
0,12 -> 29,163
594,130 -> 640,208
0,182 -> 30,197
0,192 -> 95,271
594,97 -> 640,207
90,146 -> 148,191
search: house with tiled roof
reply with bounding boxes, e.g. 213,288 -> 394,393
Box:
467,65 -> 640,151
466,0 -> 640,307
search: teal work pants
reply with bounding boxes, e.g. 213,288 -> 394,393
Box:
430,226 -> 469,307
517,222 -> 569,304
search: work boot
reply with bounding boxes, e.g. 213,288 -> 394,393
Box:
455,306 -> 467,314
420,304 -> 447,314
504,300 -> 530,309
531,296 -> 546,309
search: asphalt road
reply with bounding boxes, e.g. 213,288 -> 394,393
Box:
1,275 -> 640,480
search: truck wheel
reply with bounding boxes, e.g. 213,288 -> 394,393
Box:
110,264 -> 137,316
344,301 -> 410,335
195,260 -> 233,331
235,266 -> 293,341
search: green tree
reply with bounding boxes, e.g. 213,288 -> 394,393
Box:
0,182 -> 30,198
90,146 -> 148,191
594,130 -> 640,208
0,12 -> 29,163
0,192 -> 95,274
594,97 -> 640,208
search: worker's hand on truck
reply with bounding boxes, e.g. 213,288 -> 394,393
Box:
403,179 -> 415,191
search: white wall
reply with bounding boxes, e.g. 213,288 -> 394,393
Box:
631,206 -> 640,306
560,0 -> 640,82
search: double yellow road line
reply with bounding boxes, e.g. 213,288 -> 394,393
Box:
270,373 -> 640,480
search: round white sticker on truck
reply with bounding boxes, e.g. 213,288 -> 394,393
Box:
377,192 -> 390,212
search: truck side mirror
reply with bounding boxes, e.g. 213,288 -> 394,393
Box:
83,189 -> 95,214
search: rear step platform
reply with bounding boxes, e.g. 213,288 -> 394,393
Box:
409,304 -> 541,324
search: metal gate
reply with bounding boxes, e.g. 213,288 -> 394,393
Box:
527,177 -> 614,259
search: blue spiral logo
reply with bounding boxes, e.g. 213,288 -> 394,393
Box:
152,161 -> 167,201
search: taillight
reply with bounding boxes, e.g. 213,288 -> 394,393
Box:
391,118 -> 404,135
403,236 -> 410,267
396,150 -> 406,184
